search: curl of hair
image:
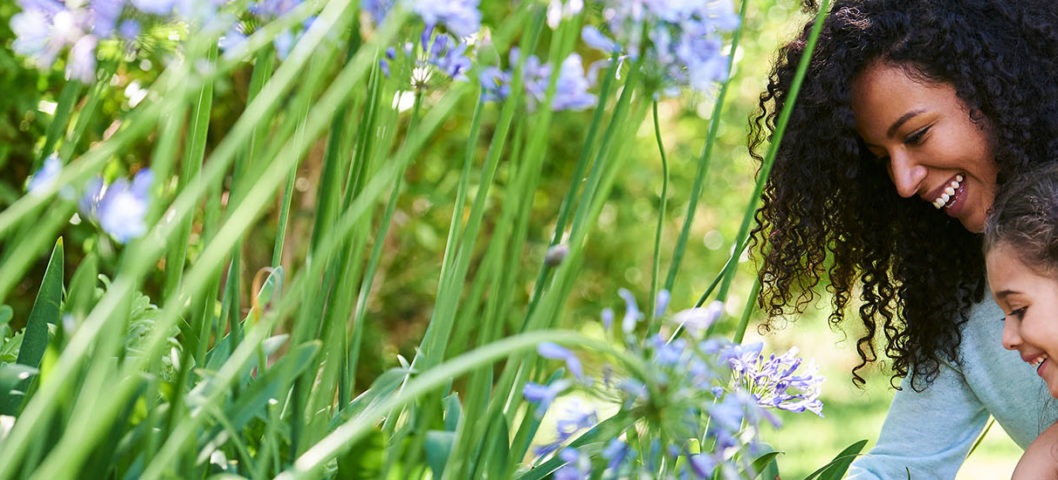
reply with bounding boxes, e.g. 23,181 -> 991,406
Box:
984,163 -> 1058,275
749,0 -> 1058,389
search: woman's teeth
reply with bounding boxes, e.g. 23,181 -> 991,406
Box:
932,174 -> 964,209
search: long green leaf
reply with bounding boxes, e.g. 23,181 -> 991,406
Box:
802,439 -> 868,480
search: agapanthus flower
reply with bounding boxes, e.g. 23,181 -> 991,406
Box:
80,169 -> 154,243
382,26 -> 473,88
526,289 -> 824,479
27,154 -> 63,196
538,342 -> 583,380
131,0 -> 176,15
617,287 -> 641,333
580,0 -> 739,96
553,448 -> 590,480
361,0 -> 480,37
11,3 -> 91,70
523,379 -> 570,418
66,34 -> 98,83
728,344 -> 824,417
546,0 -> 583,29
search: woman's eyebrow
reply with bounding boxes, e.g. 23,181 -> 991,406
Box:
887,109 -> 926,138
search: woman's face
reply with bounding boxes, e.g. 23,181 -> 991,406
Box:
987,242 -> 1058,398
851,61 -> 998,233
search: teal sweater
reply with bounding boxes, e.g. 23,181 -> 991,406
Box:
848,298 -> 1058,478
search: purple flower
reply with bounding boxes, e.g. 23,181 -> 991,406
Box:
654,289 -> 670,318
131,0 -> 175,15
538,342 -> 583,380
602,438 -> 630,472
27,154 -> 62,196
728,344 -> 824,417
554,400 -> 597,438
581,0 -> 739,95
90,0 -> 124,38
424,33 -> 471,80
688,453 -> 717,478
651,335 -> 687,366
581,25 -> 620,54
118,19 -> 141,39
413,0 -> 481,38
522,380 -> 569,417
600,307 -> 614,331
550,53 -> 596,111
671,301 -> 723,337
82,169 -> 153,243
617,288 -> 641,334
553,448 -> 590,480
360,0 -> 392,25
66,34 -> 98,83
363,0 -> 480,38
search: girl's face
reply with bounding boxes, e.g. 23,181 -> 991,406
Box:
851,61 -> 998,233
987,242 -> 1058,398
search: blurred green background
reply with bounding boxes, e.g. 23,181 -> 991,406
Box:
0,0 -> 1022,476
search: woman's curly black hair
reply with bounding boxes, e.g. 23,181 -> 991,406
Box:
749,0 -> 1058,389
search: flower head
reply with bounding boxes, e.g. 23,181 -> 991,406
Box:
27,154 -> 63,196
581,0 -> 739,96
80,169 -> 153,243
523,379 -> 570,418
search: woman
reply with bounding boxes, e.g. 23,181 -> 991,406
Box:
751,0 -> 1058,477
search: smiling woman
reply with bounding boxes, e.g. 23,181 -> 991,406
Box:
750,0 -> 1058,477
850,62 -> 997,232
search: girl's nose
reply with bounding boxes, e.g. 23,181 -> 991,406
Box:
1002,318 -> 1022,351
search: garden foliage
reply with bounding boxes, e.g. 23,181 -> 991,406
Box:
0,0 -> 863,478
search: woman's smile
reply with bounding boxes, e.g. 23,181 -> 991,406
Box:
851,61 -> 998,232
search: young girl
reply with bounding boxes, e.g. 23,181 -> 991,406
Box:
984,163 -> 1058,478
752,0 -> 1058,476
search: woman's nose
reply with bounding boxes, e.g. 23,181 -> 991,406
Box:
887,150 -> 927,199
1002,318 -> 1022,351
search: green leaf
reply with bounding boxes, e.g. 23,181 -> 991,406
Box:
0,305 -> 12,325
443,393 -> 461,432
0,239 -> 62,416
336,428 -> 385,479
751,450 -> 782,480
15,238 -> 63,369
331,367 -> 410,429
802,439 -> 868,480
0,364 -> 38,415
485,414 -> 510,480
227,341 -> 320,430
424,430 -> 454,478
66,253 -> 98,319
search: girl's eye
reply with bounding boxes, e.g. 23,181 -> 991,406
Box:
1008,307 -> 1027,320
904,126 -> 931,145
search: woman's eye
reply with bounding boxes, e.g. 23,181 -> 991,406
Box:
1009,307 -> 1027,320
904,126 -> 930,145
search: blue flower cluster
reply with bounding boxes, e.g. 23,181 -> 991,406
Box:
10,0 -> 312,82
523,289 -> 824,479
479,48 -> 596,111
581,0 -> 740,96
27,158 -> 153,244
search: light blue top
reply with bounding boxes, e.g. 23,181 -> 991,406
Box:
848,298 -> 1058,478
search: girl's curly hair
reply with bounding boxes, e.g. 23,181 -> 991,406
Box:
749,0 -> 1058,389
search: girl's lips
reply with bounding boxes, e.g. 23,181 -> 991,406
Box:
1039,358 -> 1050,378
